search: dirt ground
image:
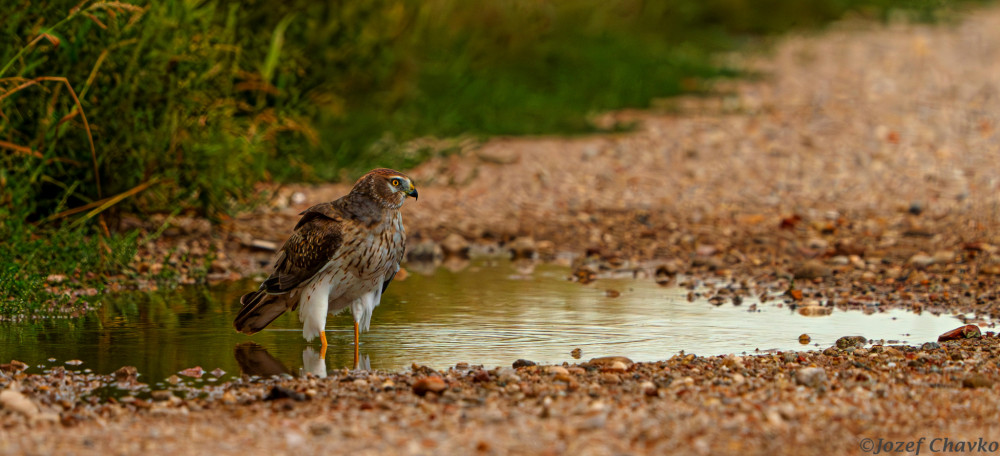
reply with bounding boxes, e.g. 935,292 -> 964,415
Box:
5,7 -> 1000,455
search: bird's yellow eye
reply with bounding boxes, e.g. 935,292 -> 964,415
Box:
391,179 -> 401,187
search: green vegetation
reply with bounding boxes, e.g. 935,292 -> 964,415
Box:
0,0 -> 981,313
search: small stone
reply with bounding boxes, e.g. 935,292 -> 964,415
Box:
921,342 -> 941,351
166,375 -> 181,385
221,392 -> 237,405
586,356 -> 634,368
407,241 -> 442,263
798,334 -> 812,344
571,348 -> 583,359
655,263 -> 679,285
471,370 -> 490,383
792,260 -> 831,280
536,240 -> 556,259
150,390 -> 174,402
723,355 -> 744,370
938,325 -> 981,342
381,380 -> 396,391
441,233 -> 470,258
908,253 -> 935,269
547,366 -> 570,376
795,367 -> 827,388
265,386 -> 307,401
607,361 -> 628,373
46,274 -> 66,283
508,237 -> 536,260
836,336 -> 867,349
933,250 -> 955,264
0,390 -> 39,418
512,359 -> 536,369
962,375 -> 993,389
798,306 -> 832,317
0,360 -> 28,374
65,359 -> 83,366
114,366 -> 138,383
412,376 -> 447,396
179,366 -> 204,378
210,368 -> 226,378
573,266 -> 597,284
496,368 -> 520,384
640,381 -> 657,396
249,239 -> 279,251
604,289 -> 621,298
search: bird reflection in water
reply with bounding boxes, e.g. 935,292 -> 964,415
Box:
234,342 -> 369,379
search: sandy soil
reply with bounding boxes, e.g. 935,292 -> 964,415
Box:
6,6 -> 1000,455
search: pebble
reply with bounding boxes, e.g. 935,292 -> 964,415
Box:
607,361 -> 629,373
792,260 -> 831,279
836,336 -> 867,349
0,360 -> 28,374
547,366 -> 570,376
938,325 -> 981,342
512,359 -> 536,368
640,381 -> 657,396
508,237 -> 537,260
179,366 -> 204,378
150,390 -> 174,401
265,386 -> 307,401
412,376 -> 447,396
586,356 -> 634,368
797,306 -> 831,316
440,233 -> 471,258
908,253 -> 935,269
0,390 -> 39,418
962,375 -> 994,389
795,367 -> 827,388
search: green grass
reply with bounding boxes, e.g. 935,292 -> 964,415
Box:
0,0 -> 985,314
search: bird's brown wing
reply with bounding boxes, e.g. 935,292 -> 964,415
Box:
233,203 -> 346,334
261,202 -> 346,294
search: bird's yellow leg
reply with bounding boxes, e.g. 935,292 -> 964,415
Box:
319,330 -> 328,360
353,321 -> 360,369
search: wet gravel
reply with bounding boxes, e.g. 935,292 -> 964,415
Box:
5,336 -> 1000,455
6,5 -> 1000,455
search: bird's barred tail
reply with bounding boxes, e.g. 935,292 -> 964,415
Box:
233,289 -> 292,335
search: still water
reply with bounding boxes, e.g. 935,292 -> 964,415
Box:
0,260 -> 973,384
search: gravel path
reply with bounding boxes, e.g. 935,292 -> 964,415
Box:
7,7 -> 1000,455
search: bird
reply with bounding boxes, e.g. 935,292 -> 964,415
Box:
233,168 -> 417,366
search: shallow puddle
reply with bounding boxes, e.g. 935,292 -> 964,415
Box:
0,260 -> 977,385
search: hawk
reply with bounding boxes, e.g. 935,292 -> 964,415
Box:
233,168 -> 417,365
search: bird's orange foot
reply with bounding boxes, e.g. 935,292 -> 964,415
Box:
320,330 -> 328,360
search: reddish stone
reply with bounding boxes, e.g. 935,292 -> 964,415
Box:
938,325 -> 981,342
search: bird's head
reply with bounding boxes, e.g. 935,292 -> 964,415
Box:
354,168 -> 418,208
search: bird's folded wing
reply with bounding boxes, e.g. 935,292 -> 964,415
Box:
261,203 -> 347,294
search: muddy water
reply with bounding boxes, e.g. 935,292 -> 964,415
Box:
0,260 -> 974,385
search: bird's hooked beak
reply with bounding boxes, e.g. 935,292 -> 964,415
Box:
406,182 -> 418,201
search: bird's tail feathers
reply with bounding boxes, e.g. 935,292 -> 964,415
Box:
233,289 -> 294,335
